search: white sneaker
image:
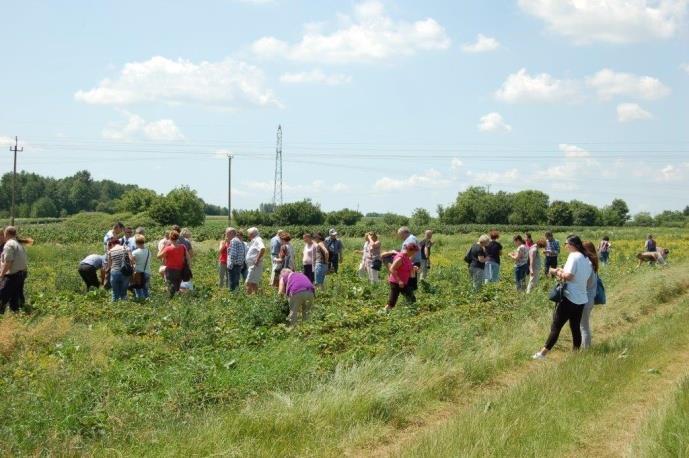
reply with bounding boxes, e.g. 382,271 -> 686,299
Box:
532,352 -> 546,360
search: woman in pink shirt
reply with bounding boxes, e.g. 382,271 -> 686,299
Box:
385,243 -> 420,311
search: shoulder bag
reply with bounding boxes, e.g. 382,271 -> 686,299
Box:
548,282 -> 567,303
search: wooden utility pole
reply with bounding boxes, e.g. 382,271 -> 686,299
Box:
9,136 -> 23,226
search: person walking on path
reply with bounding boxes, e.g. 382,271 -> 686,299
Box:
106,238 -> 133,302
580,241 -> 600,349
527,239 -> 546,294
468,235 -> 490,290
598,236 -> 611,265
131,235 -> 152,299
533,235 -> 594,360
78,254 -> 106,292
278,268 -> 316,326
157,231 -> 191,298
245,227 -> 266,295
218,228 -> 232,288
325,229 -> 343,274
227,228 -> 246,291
385,243 -> 420,311
484,230 -> 502,284
0,227 -> 31,313
418,230 -> 433,281
509,235 -> 529,291
544,231 -> 560,277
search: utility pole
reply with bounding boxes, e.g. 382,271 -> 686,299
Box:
9,136 -> 23,226
272,125 -> 283,207
227,153 -> 234,224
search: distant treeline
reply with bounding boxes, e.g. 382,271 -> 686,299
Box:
0,171 -> 226,226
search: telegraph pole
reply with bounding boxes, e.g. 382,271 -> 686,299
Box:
227,153 -> 234,224
9,136 -> 23,226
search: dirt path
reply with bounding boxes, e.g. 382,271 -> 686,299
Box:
352,285 -> 689,458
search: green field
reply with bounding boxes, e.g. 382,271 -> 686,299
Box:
1,218 -> 688,456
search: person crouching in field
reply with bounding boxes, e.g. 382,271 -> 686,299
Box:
278,268 -> 315,326
78,254 -> 106,292
157,231 -> 191,298
0,226 -> 32,314
637,248 -> 670,267
385,243 -> 420,311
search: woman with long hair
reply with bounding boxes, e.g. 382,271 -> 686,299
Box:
581,241 -> 600,349
533,235 -> 593,360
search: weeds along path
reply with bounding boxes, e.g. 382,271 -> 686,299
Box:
359,264 -> 689,458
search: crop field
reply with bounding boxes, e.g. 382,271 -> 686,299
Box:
1,218 -> 688,456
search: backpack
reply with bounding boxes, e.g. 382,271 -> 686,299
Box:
647,239 -> 656,252
594,276 -> 606,305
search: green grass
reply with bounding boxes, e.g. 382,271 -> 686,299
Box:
0,222 -> 687,455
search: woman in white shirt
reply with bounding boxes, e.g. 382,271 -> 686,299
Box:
533,235 -> 593,360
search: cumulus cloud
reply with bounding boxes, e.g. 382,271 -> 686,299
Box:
280,69 -> 352,85
559,143 -> 591,158
495,68 -> 579,103
374,169 -> 452,191
466,168 -> 520,185
478,112 -> 512,133
0,136 -> 16,148
617,103 -> 653,122
586,69 -> 671,100
75,56 -> 279,109
681,63 -> 689,74
251,1 -> 451,64
461,34 -> 500,53
451,158 -> 463,172
102,112 -> 184,141
518,0 -> 688,44
658,163 -> 689,182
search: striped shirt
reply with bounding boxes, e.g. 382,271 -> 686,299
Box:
228,237 -> 247,266
108,246 -> 129,272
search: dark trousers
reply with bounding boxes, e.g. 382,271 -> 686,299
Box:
328,255 -> 339,273
303,264 -> 314,283
545,297 -> 585,350
0,270 -> 27,313
166,268 -> 183,298
387,282 -> 416,308
228,265 -> 242,291
544,256 -> 558,276
78,264 -> 100,290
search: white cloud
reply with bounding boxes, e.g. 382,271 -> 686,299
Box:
658,163 -> 689,182
681,63 -> 689,74
617,103 -> 653,122
478,112 -> 512,133
451,158 -> 463,172
461,34 -> 500,53
374,169 -> 452,191
559,143 -> 590,158
495,68 -> 579,103
332,183 -> 351,192
251,1 -> 451,64
518,0 -> 688,44
466,168 -> 520,185
0,136 -> 16,148
586,69 -> 670,100
280,69 -> 352,85
102,112 -> 184,141
75,56 -> 279,109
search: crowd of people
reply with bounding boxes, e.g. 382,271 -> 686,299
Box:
0,222 -> 675,359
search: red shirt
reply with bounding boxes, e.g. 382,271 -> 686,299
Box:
218,241 -> 228,263
162,244 -> 187,270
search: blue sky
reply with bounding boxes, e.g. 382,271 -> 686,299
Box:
1,0 -> 688,215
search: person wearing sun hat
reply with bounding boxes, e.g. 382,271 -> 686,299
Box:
325,228 -> 343,273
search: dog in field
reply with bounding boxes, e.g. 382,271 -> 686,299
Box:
637,248 -> 670,267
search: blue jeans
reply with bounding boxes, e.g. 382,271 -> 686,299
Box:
514,264 -> 528,291
110,270 -> 130,302
134,273 -> 150,299
484,261 -> 500,283
314,263 -> 327,286
228,264 -> 242,291
599,251 -> 609,264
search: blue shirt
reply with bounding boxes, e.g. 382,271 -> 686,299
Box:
402,234 -> 421,264
270,236 -> 282,257
546,239 -> 560,257
124,237 -> 137,252
81,254 -> 105,269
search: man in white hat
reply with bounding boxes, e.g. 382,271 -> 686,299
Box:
325,228 -> 343,273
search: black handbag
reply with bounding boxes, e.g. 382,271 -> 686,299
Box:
548,282 -> 567,303
120,253 -> 133,277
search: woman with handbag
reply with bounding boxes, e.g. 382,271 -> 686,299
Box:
157,231 -> 191,298
132,235 -> 152,299
106,238 -> 133,302
533,235 -> 593,360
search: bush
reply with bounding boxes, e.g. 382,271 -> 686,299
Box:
30,197 -> 58,218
